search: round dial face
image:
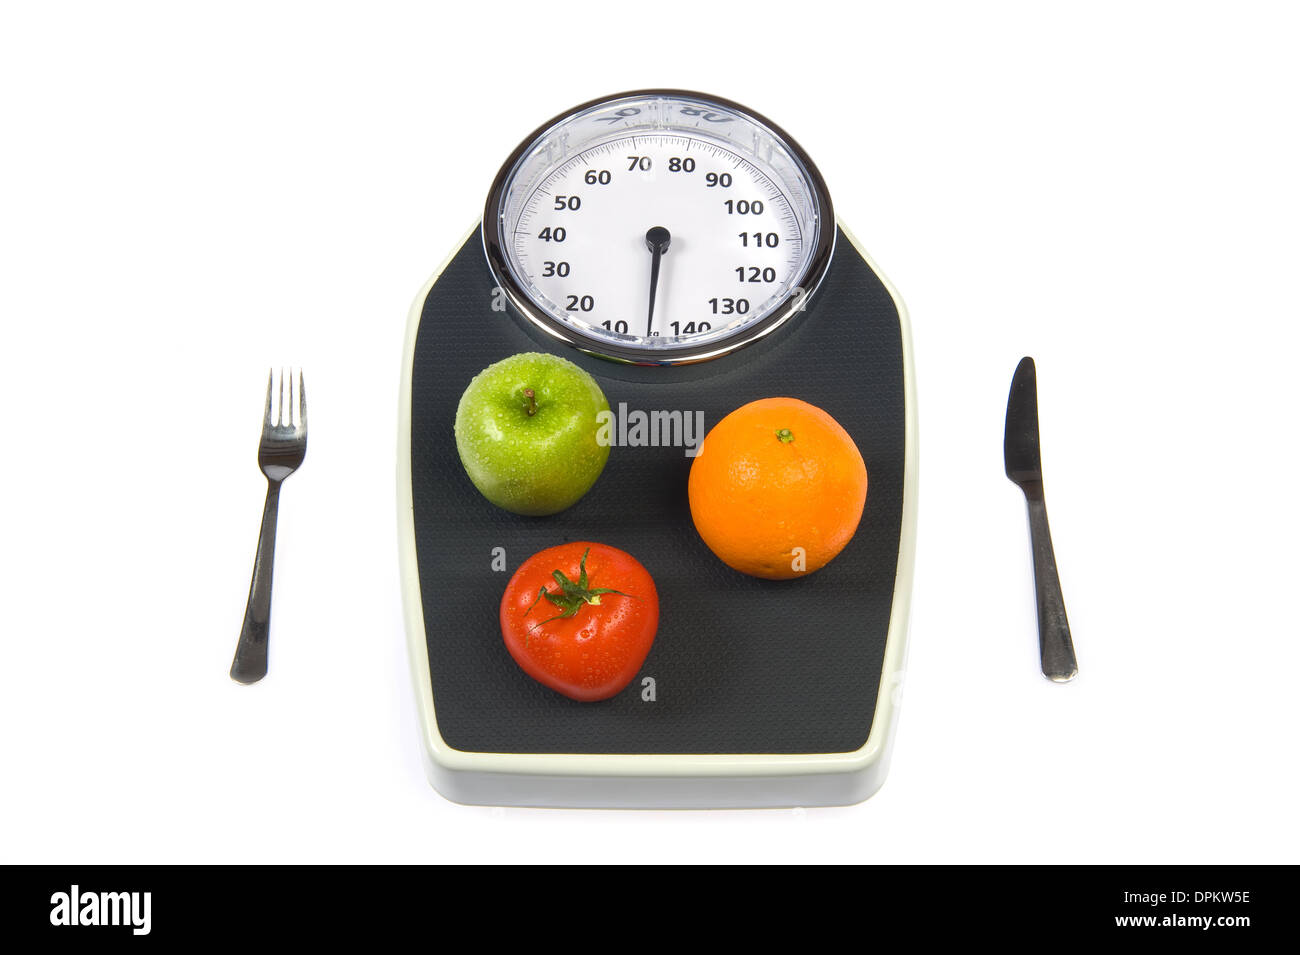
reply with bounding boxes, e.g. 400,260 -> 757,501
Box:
484,91 -> 835,364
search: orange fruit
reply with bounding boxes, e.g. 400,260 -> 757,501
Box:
688,398 -> 868,580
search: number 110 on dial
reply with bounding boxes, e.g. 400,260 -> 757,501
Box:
484,91 -> 835,364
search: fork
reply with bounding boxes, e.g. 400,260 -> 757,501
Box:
230,368 -> 308,684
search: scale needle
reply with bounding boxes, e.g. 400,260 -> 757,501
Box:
644,226 -> 671,337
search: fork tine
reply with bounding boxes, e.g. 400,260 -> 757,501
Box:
298,370 -> 307,432
263,368 -> 274,429
278,367 -> 286,427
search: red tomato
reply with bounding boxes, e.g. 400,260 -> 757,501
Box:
500,542 -> 659,702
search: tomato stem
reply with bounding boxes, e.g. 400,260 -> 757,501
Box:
524,547 -> 635,633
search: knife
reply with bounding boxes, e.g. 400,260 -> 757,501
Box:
1004,357 -> 1078,682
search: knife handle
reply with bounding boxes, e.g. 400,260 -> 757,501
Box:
1024,490 -> 1078,682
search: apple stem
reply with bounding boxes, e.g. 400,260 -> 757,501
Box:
524,388 -> 537,417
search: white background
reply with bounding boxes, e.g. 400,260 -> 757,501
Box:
2,1 -> 1296,864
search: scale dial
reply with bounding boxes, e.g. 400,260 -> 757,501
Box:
484,91 -> 835,364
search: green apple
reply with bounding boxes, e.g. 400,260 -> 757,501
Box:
454,352 -> 611,516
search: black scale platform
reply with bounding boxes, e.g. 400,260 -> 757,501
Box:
409,226 -> 905,755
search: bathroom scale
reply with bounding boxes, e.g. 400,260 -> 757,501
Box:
398,90 -> 917,808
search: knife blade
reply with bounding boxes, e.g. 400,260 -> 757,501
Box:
1004,357 -> 1078,682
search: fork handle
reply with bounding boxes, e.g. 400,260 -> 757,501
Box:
1024,490 -> 1078,682
231,480 -> 281,684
